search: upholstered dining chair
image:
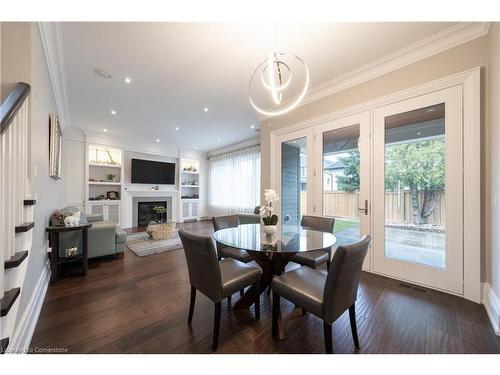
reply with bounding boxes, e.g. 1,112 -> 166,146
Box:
212,215 -> 253,263
272,235 -> 371,353
291,215 -> 336,269
179,229 -> 261,351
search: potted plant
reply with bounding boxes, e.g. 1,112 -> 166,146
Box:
152,206 -> 167,223
259,189 -> 279,235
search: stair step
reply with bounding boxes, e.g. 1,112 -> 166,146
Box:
23,199 -> 36,206
15,222 -> 34,233
4,251 -> 28,269
0,337 -> 8,354
1,288 -> 21,317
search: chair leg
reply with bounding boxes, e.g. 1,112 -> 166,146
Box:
272,292 -> 280,338
188,286 -> 196,324
227,294 -> 232,308
349,303 -> 360,349
323,322 -> 333,354
301,308 -> 307,316
240,289 -> 244,297
254,282 -> 260,321
212,301 -> 222,351
326,260 -> 331,270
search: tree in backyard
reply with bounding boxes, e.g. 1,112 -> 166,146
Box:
334,139 -> 445,224
385,139 -> 445,224
335,152 -> 360,192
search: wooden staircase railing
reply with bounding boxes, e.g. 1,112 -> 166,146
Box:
0,82 -> 33,354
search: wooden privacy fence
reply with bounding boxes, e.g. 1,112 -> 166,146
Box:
300,190 -> 445,225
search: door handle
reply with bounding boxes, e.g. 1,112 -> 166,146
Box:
358,199 -> 368,215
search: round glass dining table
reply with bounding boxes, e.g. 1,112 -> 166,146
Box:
213,223 -> 336,338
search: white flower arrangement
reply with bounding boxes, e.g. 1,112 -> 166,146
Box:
260,189 -> 279,226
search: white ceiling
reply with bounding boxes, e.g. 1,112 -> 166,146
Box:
61,22 -> 458,152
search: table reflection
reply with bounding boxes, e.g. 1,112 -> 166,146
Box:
213,224 -> 336,253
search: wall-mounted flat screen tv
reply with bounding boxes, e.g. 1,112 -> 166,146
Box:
131,158 -> 176,184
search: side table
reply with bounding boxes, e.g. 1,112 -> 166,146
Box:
46,223 -> 92,282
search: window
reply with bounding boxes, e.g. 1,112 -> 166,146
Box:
208,144 -> 260,216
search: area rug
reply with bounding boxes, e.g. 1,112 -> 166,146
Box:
126,236 -> 183,257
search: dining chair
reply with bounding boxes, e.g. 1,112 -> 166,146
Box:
271,235 -> 371,353
212,215 -> 253,263
179,228 -> 261,351
253,206 -> 260,215
291,215 -> 335,269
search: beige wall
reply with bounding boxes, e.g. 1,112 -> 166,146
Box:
260,35 -> 491,283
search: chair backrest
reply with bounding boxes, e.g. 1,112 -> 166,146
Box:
300,215 -> 335,233
178,228 -> 222,302
253,206 -> 260,215
212,215 -> 240,231
323,235 -> 371,324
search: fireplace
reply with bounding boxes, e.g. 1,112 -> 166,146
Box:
137,201 -> 167,227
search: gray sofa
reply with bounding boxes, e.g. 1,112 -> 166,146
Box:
57,206 -> 127,259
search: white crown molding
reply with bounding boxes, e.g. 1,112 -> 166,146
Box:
258,22 -> 491,121
483,283 -> 500,335
38,22 -> 70,130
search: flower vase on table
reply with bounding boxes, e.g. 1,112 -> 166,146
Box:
259,189 -> 280,235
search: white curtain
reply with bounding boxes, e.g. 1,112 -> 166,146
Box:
208,144 -> 260,216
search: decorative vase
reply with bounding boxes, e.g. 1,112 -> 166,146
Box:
264,225 -> 277,235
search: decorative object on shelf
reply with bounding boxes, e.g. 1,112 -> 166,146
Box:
64,211 -> 81,227
106,191 -> 120,200
248,26 -> 309,117
106,173 -> 116,182
152,205 -> 167,223
51,212 -> 65,227
181,194 -> 199,199
151,185 -> 160,191
65,247 -> 78,258
182,166 -> 198,173
49,113 -> 62,179
260,189 -> 279,235
89,194 -> 107,201
89,178 -> 97,182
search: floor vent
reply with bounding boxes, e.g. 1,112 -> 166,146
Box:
399,282 -> 428,295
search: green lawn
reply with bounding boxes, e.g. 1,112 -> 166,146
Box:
333,219 -> 358,233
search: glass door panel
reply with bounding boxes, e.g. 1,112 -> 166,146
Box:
322,125 -> 361,243
384,103 -> 445,269
281,137 -> 307,225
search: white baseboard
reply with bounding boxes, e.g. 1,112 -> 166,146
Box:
483,282 -> 500,336
9,260 -> 51,353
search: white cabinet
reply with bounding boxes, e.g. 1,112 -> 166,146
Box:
181,200 -> 199,221
87,201 -> 121,225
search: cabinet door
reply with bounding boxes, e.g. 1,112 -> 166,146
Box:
182,202 -> 190,218
90,203 -> 104,216
107,204 -> 120,225
191,202 -> 198,218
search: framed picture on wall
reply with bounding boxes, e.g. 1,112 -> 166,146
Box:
49,113 -> 62,179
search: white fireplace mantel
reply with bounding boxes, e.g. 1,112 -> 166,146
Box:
123,189 -> 180,225
125,189 -> 179,197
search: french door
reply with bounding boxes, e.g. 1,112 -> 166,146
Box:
372,86 -> 463,294
274,85 -> 465,295
312,112 -> 372,270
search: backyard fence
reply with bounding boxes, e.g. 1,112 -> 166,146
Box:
300,190 -> 445,225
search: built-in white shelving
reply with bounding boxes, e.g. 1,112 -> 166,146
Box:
86,145 -> 124,225
179,158 -> 201,221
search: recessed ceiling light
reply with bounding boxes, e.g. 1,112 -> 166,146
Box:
250,125 -> 255,129
110,110 -> 116,115
417,132 -> 421,136
156,139 -> 160,143
194,146 -> 198,150
175,126 -> 179,131
204,107 -> 209,112
217,138 -> 221,142
93,68 -> 112,79
124,77 -> 132,84
103,129 -> 108,133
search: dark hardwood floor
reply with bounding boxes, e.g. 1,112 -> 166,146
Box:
30,220 -> 500,354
